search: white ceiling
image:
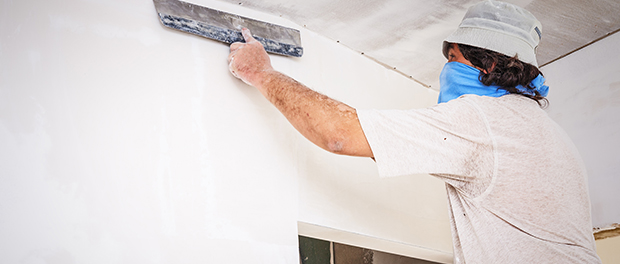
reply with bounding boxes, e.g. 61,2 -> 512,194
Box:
223,0 -> 620,89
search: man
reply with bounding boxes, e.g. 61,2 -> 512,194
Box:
228,0 -> 601,263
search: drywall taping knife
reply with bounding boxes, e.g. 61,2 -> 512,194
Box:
153,0 -> 303,57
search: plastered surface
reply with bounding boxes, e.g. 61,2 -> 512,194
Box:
0,0 -> 449,263
1,0 -> 300,262
542,31 -> 620,230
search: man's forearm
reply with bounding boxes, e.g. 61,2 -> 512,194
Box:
256,70 -> 372,157
228,28 -> 372,157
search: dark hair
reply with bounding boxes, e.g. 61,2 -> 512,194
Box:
456,43 -> 548,108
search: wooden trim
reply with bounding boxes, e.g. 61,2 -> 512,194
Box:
594,224 -> 620,240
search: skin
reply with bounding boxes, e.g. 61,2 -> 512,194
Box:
229,28 -> 373,157
446,43 -> 491,74
227,30 -> 479,158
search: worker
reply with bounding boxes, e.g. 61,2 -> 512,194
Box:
227,0 -> 601,263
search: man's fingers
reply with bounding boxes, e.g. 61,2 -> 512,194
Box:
229,57 -> 238,77
227,50 -> 235,64
241,28 -> 256,43
230,42 -> 244,52
227,27 -> 271,86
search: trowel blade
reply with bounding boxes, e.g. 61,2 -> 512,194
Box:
153,0 -> 303,57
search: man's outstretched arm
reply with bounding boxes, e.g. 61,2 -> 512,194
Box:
228,28 -> 373,157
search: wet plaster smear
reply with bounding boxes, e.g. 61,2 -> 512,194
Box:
0,0 -> 449,263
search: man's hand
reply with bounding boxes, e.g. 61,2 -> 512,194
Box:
228,28 -> 274,87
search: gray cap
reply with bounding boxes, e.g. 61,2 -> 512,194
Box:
443,0 -> 542,66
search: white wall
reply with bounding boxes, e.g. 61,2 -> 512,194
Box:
542,31 -> 620,230
0,0 -> 300,262
0,0 -> 448,263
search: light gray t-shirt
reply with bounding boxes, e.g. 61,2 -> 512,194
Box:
357,95 -> 601,263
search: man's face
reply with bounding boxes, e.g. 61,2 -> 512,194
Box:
446,43 -> 488,74
447,43 -> 469,64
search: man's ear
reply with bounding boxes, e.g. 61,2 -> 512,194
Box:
484,62 -> 497,75
490,62 -> 497,72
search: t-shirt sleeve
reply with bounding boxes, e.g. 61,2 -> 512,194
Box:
357,98 -> 495,183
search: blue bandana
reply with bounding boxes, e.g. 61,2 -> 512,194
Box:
438,62 -> 549,104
